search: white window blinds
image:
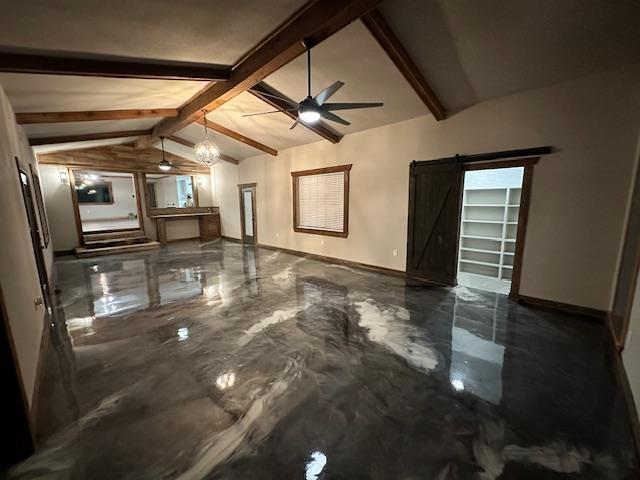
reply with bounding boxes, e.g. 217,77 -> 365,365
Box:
297,171 -> 345,232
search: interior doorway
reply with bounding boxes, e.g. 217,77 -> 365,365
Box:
238,183 -> 257,244
69,170 -> 142,233
16,159 -> 50,309
457,167 -> 524,294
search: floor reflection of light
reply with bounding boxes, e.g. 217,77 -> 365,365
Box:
216,372 -> 236,390
451,379 -> 465,391
305,451 -> 327,480
177,327 -> 189,341
92,264 -> 99,272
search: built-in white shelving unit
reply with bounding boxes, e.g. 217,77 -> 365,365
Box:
458,187 -> 520,282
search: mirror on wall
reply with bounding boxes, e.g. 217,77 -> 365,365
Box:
145,174 -> 198,209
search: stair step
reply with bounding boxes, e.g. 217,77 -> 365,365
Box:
84,236 -> 148,248
75,241 -> 160,258
83,229 -> 144,242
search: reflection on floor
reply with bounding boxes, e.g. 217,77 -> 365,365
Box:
458,271 -> 511,295
81,218 -> 140,232
8,240 -> 639,479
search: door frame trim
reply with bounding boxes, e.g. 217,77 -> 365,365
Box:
461,157 -> 539,298
238,183 -> 257,244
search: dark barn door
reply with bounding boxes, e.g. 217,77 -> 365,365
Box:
406,159 -> 463,285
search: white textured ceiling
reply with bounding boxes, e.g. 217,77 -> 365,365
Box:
0,74 -> 207,112
33,137 -> 146,154
4,0 -> 640,158
381,0 -> 640,112
23,119 -> 158,139
0,0 -> 307,65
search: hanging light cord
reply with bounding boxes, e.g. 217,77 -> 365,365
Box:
160,136 -> 166,160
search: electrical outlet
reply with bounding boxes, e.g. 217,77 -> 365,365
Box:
275,232 -> 279,238
320,239 -> 324,245
392,249 -> 398,257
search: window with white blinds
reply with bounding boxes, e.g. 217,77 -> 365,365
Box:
292,164 -> 351,237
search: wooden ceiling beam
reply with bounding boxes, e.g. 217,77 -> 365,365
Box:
167,135 -> 239,165
195,118 -> 277,156
16,109 -> 178,124
361,9 -> 446,120
249,82 -> 342,144
29,129 -> 151,146
0,50 -> 231,81
140,0 -> 383,147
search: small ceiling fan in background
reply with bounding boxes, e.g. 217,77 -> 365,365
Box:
245,38 -> 383,129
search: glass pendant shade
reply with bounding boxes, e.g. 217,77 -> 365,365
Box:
194,138 -> 220,166
195,117 -> 220,166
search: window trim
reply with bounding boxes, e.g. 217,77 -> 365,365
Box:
291,164 -> 352,238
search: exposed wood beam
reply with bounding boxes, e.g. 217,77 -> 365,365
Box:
361,9 -> 446,120
37,144 -> 209,174
167,135 -> 239,165
16,109 -> 178,124
29,130 -> 151,146
195,118 -> 278,156
249,82 -> 343,144
0,50 -> 231,81
140,0 -> 382,147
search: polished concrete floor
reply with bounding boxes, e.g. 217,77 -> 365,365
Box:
7,240 -> 639,479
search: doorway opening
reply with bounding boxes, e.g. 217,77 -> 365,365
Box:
238,183 -> 257,244
70,170 -> 142,233
457,167 -> 524,294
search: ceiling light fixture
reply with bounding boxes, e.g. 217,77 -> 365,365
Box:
159,136 -> 173,171
195,112 -> 220,166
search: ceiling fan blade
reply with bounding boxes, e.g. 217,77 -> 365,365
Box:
248,89 -> 300,107
321,111 -> 350,126
290,117 -> 301,130
322,102 -> 384,111
313,81 -> 344,106
242,109 -> 297,117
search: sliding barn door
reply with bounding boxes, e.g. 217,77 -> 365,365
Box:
406,160 -> 463,285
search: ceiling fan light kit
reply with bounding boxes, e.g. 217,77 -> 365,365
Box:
245,37 -> 383,129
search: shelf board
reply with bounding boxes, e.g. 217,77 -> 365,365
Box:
508,204 -> 520,207
503,265 -> 513,269
506,221 -> 518,225
461,234 -> 502,242
503,252 -> 515,255
463,219 -> 505,224
504,239 -> 516,243
463,204 -> 505,208
460,247 -> 501,255
459,259 -> 500,267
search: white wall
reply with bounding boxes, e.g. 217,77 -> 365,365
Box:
214,65 -> 640,311
211,163 -> 241,238
0,85 -> 54,407
78,175 -> 138,220
39,165 -> 79,251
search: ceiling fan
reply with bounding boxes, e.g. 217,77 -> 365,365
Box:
244,38 -> 383,129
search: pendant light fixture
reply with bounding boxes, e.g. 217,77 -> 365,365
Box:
159,136 -> 172,171
194,111 -> 220,166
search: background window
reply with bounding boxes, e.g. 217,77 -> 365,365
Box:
292,164 -> 351,237
77,182 -> 113,204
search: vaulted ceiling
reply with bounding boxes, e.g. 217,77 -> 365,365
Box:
0,0 -> 638,161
